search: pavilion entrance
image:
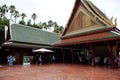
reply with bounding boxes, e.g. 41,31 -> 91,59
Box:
60,41 -> 119,68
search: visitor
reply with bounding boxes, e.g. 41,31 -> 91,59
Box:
95,57 -> 100,64
52,55 -> 55,63
117,55 -> 120,68
7,54 -> 14,66
78,56 -> 83,63
39,55 -> 42,65
35,55 -> 39,65
13,56 -> 16,65
103,57 -> 108,65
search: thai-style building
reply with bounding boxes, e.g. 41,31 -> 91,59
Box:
0,0 -> 120,68
54,0 -> 120,68
0,24 -> 60,64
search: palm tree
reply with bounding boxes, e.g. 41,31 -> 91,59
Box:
38,22 -> 43,29
0,5 -> 8,19
14,10 -> 20,23
0,6 -> 2,19
31,13 -> 37,25
53,22 -> 58,29
47,20 -> 53,31
42,22 -> 47,30
53,26 -> 64,34
27,19 -> 32,26
53,21 -> 64,34
58,26 -> 64,34
21,13 -> 26,21
9,5 -> 16,20
19,13 -> 26,25
53,22 -> 59,33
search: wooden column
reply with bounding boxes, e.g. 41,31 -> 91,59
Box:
70,47 -> 74,64
89,43 -> 95,66
61,48 -> 65,63
107,42 -> 115,68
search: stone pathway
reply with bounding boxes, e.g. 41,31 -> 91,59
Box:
0,64 -> 120,80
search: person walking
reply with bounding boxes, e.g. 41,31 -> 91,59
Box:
7,54 -> 14,66
13,56 -> 16,65
52,55 -> 55,63
116,48 -> 120,68
117,55 -> 120,68
39,55 -> 42,65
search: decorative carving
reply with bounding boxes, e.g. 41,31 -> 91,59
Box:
66,11 -> 97,34
83,14 -> 91,27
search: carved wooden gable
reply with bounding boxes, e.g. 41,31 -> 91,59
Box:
66,6 -> 97,34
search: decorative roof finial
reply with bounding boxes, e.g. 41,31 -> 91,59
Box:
110,16 -> 113,21
114,17 -> 117,26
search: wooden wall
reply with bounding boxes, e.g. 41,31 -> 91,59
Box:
10,48 -> 32,64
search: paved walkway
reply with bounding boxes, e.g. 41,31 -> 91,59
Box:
0,64 -> 120,80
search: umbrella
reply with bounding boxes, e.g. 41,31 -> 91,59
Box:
33,48 -> 54,52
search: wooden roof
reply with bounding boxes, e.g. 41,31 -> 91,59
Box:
62,0 -> 116,37
54,0 -> 120,46
55,28 -> 120,46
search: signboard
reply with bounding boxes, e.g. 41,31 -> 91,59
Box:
23,56 -> 30,66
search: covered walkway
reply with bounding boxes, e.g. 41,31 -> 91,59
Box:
0,64 -> 120,80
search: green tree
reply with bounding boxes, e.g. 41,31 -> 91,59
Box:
0,6 -> 2,19
37,22 -> 43,29
47,20 -> 53,31
53,27 -> 59,33
19,20 -> 26,25
14,10 -> 20,23
19,13 -> 26,25
0,17 -> 8,44
31,13 -> 37,25
53,22 -> 64,34
0,5 -> 8,19
53,22 -> 58,30
0,16 -> 9,30
21,13 -> 26,21
42,22 -> 47,30
58,26 -> 64,34
27,19 -> 32,26
9,5 -> 16,20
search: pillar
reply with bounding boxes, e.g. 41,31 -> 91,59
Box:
61,48 -> 65,63
107,42 -> 115,68
70,47 -> 74,64
89,43 -> 95,66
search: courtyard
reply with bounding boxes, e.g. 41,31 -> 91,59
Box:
0,64 -> 120,80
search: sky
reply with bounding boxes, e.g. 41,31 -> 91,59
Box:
0,0 -> 120,29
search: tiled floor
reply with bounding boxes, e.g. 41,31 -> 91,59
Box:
0,64 -> 120,80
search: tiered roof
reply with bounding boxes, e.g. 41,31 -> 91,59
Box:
55,0 -> 120,46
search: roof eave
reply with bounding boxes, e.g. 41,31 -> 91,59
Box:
2,41 -> 53,49
55,36 -> 120,47
61,27 -> 115,39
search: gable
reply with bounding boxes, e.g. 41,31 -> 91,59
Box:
66,6 -> 98,34
62,0 -> 115,38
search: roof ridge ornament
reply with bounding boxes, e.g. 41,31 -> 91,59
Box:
110,16 -> 117,27
110,16 -> 113,21
114,17 -> 117,27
